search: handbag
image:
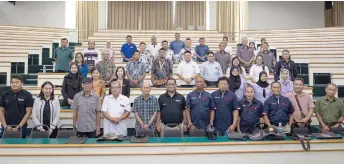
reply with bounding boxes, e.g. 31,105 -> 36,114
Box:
291,122 -> 311,151
294,95 -> 311,125
248,123 -> 266,141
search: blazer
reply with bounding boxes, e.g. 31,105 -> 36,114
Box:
274,60 -> 298,81
32,98 -> 61,130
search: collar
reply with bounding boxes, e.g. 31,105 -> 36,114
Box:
109,94 -> 123,100
293,91 -> 305,97
164,91 -> 179,97
325,96 -> 337,102
82,91 -> 96,97
218,89 -> 228,95
11,89 -> 22,94
151,42 -> 157,45
272,94 -> 281,99
126,43 -> 132,45
241,46 -> 249,49
244,97 -> 256,104
207,61 -> 215,64
141,95 -> 152,100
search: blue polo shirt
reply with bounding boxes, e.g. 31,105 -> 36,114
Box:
237,98 -> 263,133
263,95 -> 294,126
169,40 -> 185,54
195,45 -> 210,62
211,90 -> 237,132
120,43 -> 137,62
186,90 -> 215,129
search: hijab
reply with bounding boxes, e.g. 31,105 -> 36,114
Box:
67,63 -> 83,89
256,71 -> 269,98
229,66 -> 241,92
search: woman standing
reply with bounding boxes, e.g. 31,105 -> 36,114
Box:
279,69 -> 294,96
252,71 -> 271,103
229,66 -> 247,100
105,42 -> 115,63
249,42 -> 259,56
61,62 -> 83,107
32,81 -> 60,138
74,52 -> 89,77
226,57 -> 246,78
249,55 -> 270,83
91,68 -> 106,104
109,66 -> 131,98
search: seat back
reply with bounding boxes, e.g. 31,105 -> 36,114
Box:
57,124 -> 77,138
189,128 -> 206,137
30,125 -> 50,138
163,124 -> 182,137
136,128 -> 154,137
2,125 -> 22,138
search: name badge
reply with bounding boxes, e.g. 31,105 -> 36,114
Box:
18,98 -> 24,101
175,100 -> 181,102
214,97 -> 220,99
191,97 -> 196,100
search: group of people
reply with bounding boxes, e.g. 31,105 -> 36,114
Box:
0,74 -> 343,138
1,34 -> 342,138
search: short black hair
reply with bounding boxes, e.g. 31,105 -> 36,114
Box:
140,42 -> 146,45
133,50 -> 140,55
261,38 -> 266,42
223,37 -> 229,41
162,40 -> 168,44
199,38 -> 205,41
327,83 -> 338,89
61,38 -> 68,42
219,42 -> 225,47
115,66 -> 126,78
218,76 -> 229,84
126,35 -> 132,38
271,81 -> 281,87
186,38 -> 191,41
282,49 -> 290,54
207,51 -> 214,56
159,48 -> 165,52
11,75 -> 23,82
167,78 -> 177,84
184,50 -> 192,55
294,78 -> 304,84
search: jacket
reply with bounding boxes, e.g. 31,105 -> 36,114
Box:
32,98 -> 61,130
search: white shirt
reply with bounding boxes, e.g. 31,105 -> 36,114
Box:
102,94 -> 131,136
225,45 -> 232,56
147,43 -> 161,57
166,49 -> 174,61
249,64 -> 270,83
176,60 -> 200,85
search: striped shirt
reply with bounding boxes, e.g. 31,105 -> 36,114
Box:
132,95 -> 160,127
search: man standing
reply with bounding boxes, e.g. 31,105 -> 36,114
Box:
162,40 -> 176,63
186,77 -> 215,130
157,78 -> 187,136
257,42 -> 276,73
200,52 -> 223,87
215,42 -> 231,74
263,82 -> 294,133
211,76 -> 238,136
286,78 -> 314,127
179,38 -> 196,63
83,41 -> 101,70
147,36 -> 161,57
121,35 -> 137,62
222,37 -> 233,56
195,38 -> 210,62
126,50 -> 147,88
315,83 -> 344,132
176,51 -> 200,87
139,42 -> 154,73
95,50 -> 116,84
0,75 -> 33,138
274,50 -> 298,81
133,82 -> 159,131
102,80 -> 131,136
54,38 -> 73,72
151,48 -> 173,87
169,33 -> 185,57
72,77 -> 101,138
236,37 -> 255,72
237,85 -> 264,133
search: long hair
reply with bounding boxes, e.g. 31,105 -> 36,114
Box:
39,81 -> 55,100
74,52 -> 85,65
69,62 -> 83,79
255,54 -> 265,70
231,57 -> 244,74
90,68 -> 101,80
115,66 -> 126,79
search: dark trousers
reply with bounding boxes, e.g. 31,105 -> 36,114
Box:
77,131 -> 96,138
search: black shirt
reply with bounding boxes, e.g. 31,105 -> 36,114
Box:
43,100 -> 51,124
0,89 -> 34,126
158,92 -> 186,125
263,95 -> 294,126
237,98 -> 263,133
274,60 -> 298,81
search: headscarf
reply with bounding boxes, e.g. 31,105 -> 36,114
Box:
256,71 -> 269,98
279,69 -> 291,83
67,63 -> 83,89
228,66 -> 241,92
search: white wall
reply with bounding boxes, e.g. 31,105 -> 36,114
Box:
209,1 -> 217,30
0,1 -> 65,28
248,1 -> 325,30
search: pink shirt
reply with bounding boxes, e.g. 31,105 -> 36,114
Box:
286,91 -> 314,122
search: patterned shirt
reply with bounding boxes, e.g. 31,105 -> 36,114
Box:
180,47 -> 197,62
132,95 -> 160,127
126,59 -> 146,85
140,50 -> 154,72
95,60 -> 116,81
151,57 -> 173,86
